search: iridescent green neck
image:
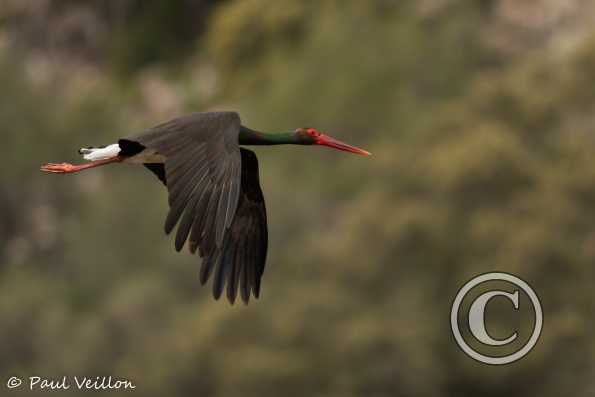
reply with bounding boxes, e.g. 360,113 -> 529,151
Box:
239,126 -> 304,145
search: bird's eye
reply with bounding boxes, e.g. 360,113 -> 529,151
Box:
308,128 -> 319,136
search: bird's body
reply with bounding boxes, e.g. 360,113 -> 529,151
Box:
41,112 -> 370,304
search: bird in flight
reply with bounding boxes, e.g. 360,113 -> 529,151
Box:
41,112 -> 370,304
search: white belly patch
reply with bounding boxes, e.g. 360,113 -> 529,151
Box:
80,143 -> 166,163
81,144 -> 121,161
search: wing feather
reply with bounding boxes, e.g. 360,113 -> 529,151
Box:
166,161 -> 211,235
129,114 -> 268,304
131,112 -> 243,249
205,148 -> 268,303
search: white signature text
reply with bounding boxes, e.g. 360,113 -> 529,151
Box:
28,376 -> 136,391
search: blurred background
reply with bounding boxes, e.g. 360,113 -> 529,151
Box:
1,0 -> 595,395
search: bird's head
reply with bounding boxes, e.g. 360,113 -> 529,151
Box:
295,128 -> 371,156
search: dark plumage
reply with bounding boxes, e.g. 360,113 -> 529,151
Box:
130,113 -> 259,304
40,111 -> 370,304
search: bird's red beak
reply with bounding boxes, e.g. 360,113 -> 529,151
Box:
316,134 -> 371,156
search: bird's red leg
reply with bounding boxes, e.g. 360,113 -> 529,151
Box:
40,156 -> 123,174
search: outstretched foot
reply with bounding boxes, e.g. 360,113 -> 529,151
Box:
40,156 -> 123,174
40,162 -> 77,173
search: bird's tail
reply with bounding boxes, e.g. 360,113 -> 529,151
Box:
78,143 -> 121,161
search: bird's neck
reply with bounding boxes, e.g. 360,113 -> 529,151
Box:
239,126 -> 302,145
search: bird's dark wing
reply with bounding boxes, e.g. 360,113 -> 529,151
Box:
202,148 -> 268,304
143,163 -> 167,185
130,112 -> 242,258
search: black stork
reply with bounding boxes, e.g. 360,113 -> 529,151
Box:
40,112 -> 370,304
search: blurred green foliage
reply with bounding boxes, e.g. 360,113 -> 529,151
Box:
1,0 -> 595,396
